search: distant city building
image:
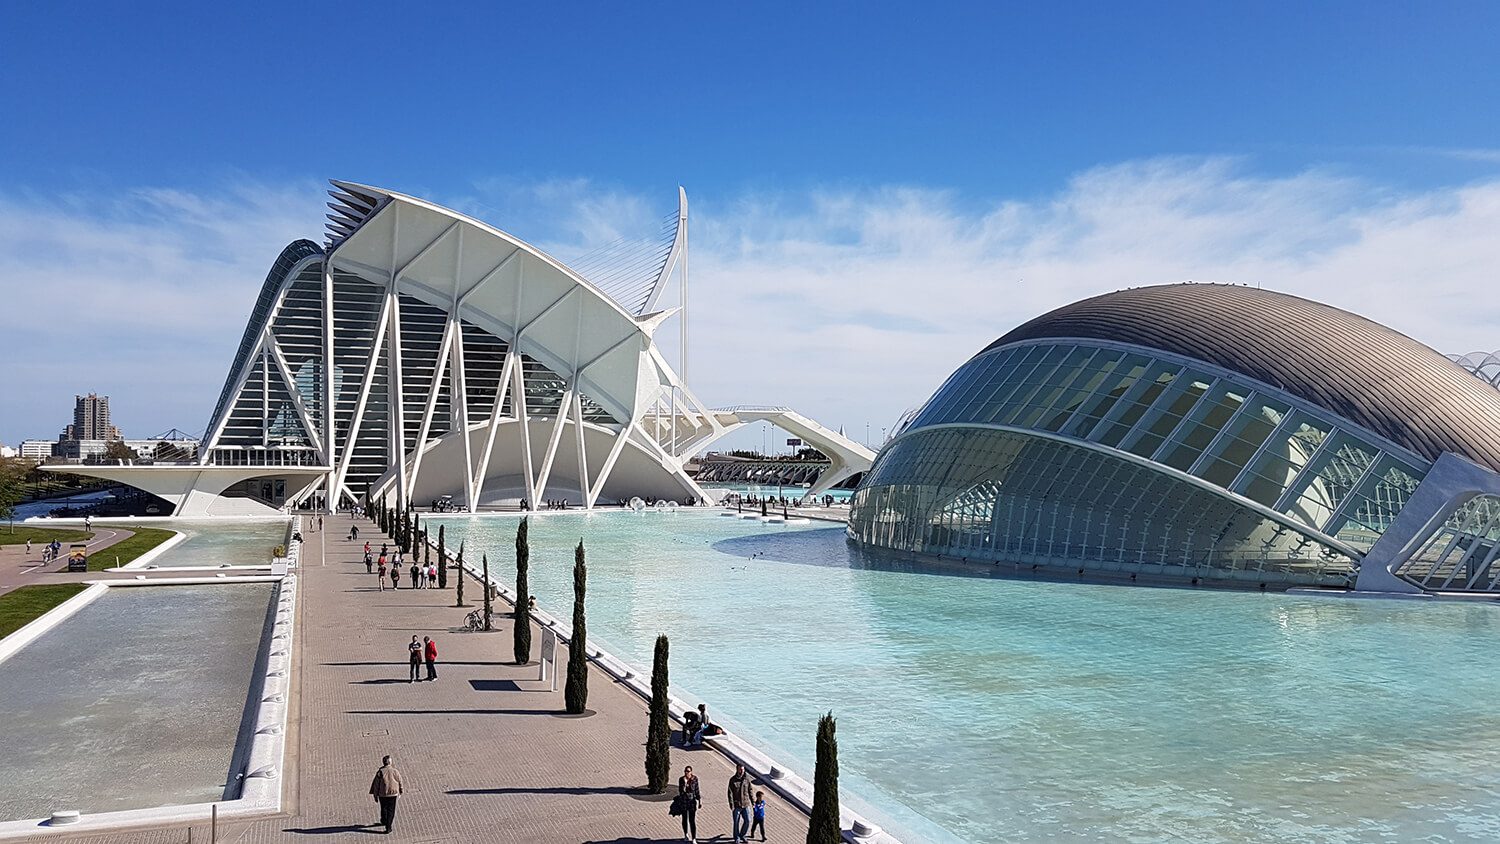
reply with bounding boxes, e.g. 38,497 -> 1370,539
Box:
19,440 -> 56,459
55,440 -> 111,461
0,444 -> 17,458
60,393 -> 121,442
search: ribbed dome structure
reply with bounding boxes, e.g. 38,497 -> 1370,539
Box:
985,283 -> 1500,472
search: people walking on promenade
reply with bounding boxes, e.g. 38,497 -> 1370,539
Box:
368,754 -> 404,834
318,516 -> 324,532
349,524 -> 359,541
378,560 -> 387,591
728,763 -> 754,843
676,765 -> 702,843
750,791 -> 767,841
423,635 -> 437,680
411,561 -> 421,589
391,564 -> 401,589
25,539 -> 32,556
408,636 -> 422,682
365,551 -> 374,573
365,541 -> 372,556
427,562 -> 437,586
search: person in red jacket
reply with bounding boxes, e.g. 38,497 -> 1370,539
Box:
423,635 -> 438,681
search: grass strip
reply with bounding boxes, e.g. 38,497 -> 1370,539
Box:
0,583 -> 88,640
87,526 -> 177,571
0,526 -> 94,546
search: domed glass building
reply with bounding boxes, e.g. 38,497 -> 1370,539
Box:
849,283 -> 1500,594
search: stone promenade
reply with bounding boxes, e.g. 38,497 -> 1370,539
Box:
37,512 -> 807,843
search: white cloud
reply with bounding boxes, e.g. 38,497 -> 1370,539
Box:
0,180 -> 325,442
2,159 -> 1498,452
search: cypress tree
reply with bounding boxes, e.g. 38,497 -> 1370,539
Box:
807,712 -> 841,844
514,518 -> 532,664
482,553 -> 493,631
455,541 -> 467,607
436,524 -> 447,589
645,633 -> 671,792
421,529 -> 430,570
564,541 -> 589,714
412,512 -> 421,555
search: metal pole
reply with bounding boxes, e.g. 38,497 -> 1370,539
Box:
211,803 -> 218,843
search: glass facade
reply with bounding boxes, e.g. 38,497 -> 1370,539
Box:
852,340 -> 1438,588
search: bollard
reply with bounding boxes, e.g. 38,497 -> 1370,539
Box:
211,803 -> 218,843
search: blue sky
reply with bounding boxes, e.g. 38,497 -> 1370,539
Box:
3,2 -> 1500,447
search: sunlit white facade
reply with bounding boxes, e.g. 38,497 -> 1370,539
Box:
56,182 -> 872,515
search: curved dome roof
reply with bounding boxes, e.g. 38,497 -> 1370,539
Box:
984,283 -> 1500,472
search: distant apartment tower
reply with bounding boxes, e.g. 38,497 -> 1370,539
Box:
61,393 -> 120,441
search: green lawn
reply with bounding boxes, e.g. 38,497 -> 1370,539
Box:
0,583 -> 88,639
0,526 -> 94,546
86,526 -> 176,571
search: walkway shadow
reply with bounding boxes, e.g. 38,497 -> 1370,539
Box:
469,678 -> 523,692
284,823 -> 382,835
449,786 -> 640,796
324,660 -> 516,667
350,678 -> 410,685
347,708 -> 556,716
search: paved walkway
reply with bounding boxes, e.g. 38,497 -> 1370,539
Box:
0,527 -> 136,598
34,512 -> 807,843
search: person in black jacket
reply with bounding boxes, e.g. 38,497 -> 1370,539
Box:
676,765 -> 702,843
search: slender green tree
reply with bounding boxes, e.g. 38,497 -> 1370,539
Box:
482,553 -> 493,631
421,529 -> 430,570
455,541 -> 467,607
645,633 -> 671,792
807,712 -> 841,844
436,523 -> 448,589
514,518 -> 532,664
564,541 -> 589,714
412,511 -> 421,555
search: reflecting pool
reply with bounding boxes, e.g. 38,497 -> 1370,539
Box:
434,510 -> 1500,843
105,519 -> 289,567
0,583 -> 274,821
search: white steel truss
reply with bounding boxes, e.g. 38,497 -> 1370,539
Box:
188,181 -> 873,514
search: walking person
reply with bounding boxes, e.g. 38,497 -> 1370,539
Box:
351,524 -> 359,541
25,539 -> 32,556
423,635 -> 437,681
750,791 -> 767,842
368,754 -> 403,834
365,551 -> 374,574
391,564 -> 401,590
676,764 -> 702,843
377,560 -> 387,591
408,636 -> 422,683
728,763 -> 754,843
410,561 -> 421,589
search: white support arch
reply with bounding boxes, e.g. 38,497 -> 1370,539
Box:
104,181 -> 868,518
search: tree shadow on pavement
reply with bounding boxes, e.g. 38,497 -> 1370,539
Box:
448,786 -> 641,796
346,708 -> 556,716
284,823 -> 383,835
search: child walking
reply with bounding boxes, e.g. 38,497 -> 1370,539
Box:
750,791 -> 766,841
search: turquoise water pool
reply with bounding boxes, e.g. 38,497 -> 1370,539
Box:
100,519 -> 289,567
0,583 -> 274,820
433,510 -> 1500,843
